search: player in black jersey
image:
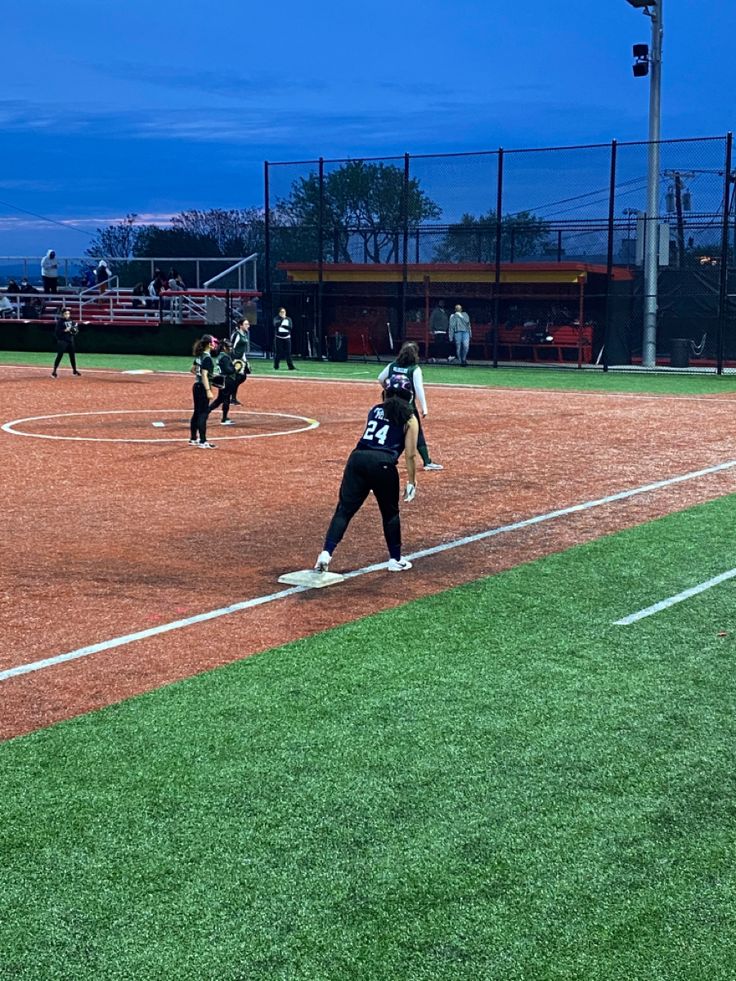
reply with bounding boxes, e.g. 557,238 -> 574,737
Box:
189,335 -> 216,448
314,376 -> 418,574
51,308 -> 82,377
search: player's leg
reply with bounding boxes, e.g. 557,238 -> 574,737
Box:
371,460 -> 401,558
372,461 -> 411,569
317,453 -> 371,568
220,390 -> 233,424
52,345 -> 64,376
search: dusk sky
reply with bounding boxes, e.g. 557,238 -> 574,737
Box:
2,0 -> 734,260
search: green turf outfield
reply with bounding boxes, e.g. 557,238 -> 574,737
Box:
2,496 -> 736,980
3,348 -> 736,394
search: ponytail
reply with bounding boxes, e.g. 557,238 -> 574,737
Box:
192,335 -> 211,357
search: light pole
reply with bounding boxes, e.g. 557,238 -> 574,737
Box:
626,0 -> 663,367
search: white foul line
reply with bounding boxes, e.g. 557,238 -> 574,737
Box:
614,567 -> 736,625
3,454 -> 736,683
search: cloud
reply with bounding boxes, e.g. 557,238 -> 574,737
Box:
0,213 -> 176,233
89,60 -> 328,98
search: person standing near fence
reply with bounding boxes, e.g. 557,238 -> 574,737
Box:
378,341 -> 443,471
41,250 -> 59,294
273,307 -> 296,370
429,299 -> 450,360
449,304 -> 472,365
314,376 -> 418,575
229,317 -> 250,403
189,335 -> 216,448
51,308 -> 81,377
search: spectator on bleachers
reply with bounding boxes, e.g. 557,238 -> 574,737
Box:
95,259 -> 112,294
41,250 -> 59,293
19,278 -> 44,319
147,269 -> 166,308
0,293 -> 14,318
131,282 -> 146,308
167,268 -> 186,323
168,268 -> 185,290
6,278 -> 20,296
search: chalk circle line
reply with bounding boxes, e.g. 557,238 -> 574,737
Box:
1,409 -> 320,443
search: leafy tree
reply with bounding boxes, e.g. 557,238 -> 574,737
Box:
276,160 -> 441,263
435,209 -> 550,262
85,213 -> 145,260
170,208 -> 265,257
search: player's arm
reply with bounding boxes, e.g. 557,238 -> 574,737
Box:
413,367 -> 428,416
377,365 -> 390,388
404,416 -> 418,486
201,367 -> 213,399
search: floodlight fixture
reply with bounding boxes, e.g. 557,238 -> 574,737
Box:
632,42 -> 650,76
626,0 -> 656,8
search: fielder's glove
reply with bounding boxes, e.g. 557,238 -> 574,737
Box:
403,482 -> 416,503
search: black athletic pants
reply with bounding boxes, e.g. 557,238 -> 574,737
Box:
53,342 -> 77,372
274,335 -> 294,370
207,385 -> 232,422
324,449 -> 401,560
190,383 -> 210,442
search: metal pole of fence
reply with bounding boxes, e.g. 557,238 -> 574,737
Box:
401,153 -> 410,346
492,148 -> 504,369
317,157 -> 324,361
717,132 -> 733,375
603,139 -> 618,373
264,161 -> 272,358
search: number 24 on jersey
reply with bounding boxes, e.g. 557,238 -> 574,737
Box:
361,419 -> 390,445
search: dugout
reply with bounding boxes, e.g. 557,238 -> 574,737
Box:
276,261 -> 634,364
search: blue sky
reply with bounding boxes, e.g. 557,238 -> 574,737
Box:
2,0 -> 734,259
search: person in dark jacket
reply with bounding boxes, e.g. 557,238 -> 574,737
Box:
51,308 -> 81,377
273,306 -> 296,370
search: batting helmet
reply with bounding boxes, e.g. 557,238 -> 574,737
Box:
385,375 -> 413,402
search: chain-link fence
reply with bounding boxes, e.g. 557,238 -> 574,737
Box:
265,135 -> 736,372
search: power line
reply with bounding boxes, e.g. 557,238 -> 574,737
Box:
0,199 -> 95,237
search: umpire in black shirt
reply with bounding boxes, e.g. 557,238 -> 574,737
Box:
51,308 -> 81,377
273,306 -> 296,370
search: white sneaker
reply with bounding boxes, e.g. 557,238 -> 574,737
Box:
197,441 -> 216,449
220,419 -> 234,426
424,462 -> 444,471
188,439 -> 199,446
388,558 -> 413,572
314,550 -> 331,573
